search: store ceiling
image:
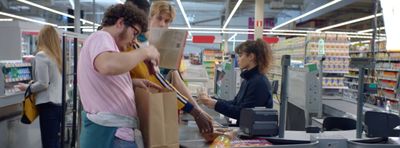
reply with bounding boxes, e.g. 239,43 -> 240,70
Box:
0,0 -> 384,52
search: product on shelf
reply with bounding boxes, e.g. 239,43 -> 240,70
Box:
202,49 -> 223,80
0,61 -> 32,96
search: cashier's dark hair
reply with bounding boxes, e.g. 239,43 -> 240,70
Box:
101,3 -> 148,33
235,39 -> 273,74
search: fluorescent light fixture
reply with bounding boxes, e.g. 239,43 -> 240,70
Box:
265,29 -> 314,33
272,0 -> 342,30
0,18 -> 13,21
0,11 -> 57,26
323,31 -> 375,36
358,26 -> 385,33
317,13 -> 383,31
82,28 -> 96,32
222,0 -> 243,30
58,26 -> 96,29
190,31 -> 223,34
17,0 -> 100,26
117,0 -> 124,4
176,0 -> 192,36
228,33 -> 238,41
170,26 -> 381,37
169,27 -> 219,31
69,0 -> 74,9
263,32 -> 307,36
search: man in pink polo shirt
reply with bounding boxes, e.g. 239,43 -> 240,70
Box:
78,3 -> 160,148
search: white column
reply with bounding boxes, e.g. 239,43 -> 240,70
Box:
74,0 -> 81,33
255,0 -> 264,39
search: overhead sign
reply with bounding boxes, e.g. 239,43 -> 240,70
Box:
192,35 -> 222,44
262,36 -> 279,43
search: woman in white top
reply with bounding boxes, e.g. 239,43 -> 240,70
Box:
18,25 -> 62,148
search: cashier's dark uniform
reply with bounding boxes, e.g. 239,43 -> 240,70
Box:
214,66 -> 273,124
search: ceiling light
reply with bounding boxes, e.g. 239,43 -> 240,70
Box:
0,18 -> 13,21
222,0 -> 243,30
228,33 -> 238,41
265,29 -> 314,33
272,0 -> 342,30
190,31 -> 223,34
169,27 -> 220,31
316,13 -> 383,31
263,32 -> 307,36
176,0 -> 192,36
82,28 -> 95,32
17,0 -> 100,26
358,26 -> 385,33
58,26 -> 96,29
0,11 -> 57,26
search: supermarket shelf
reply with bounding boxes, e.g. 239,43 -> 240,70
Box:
344,75 -> 373,79
4,78 -> 31,83
349,51 -> 370,54
376,59 -> 400,62
3,63 -> 31,68
348,50 -> 399,54
377,76 -> 397,81
322,86 -> 348,89
346,88 -> 358,92
348,69 -> 359,71
268,72 -> 282,75
323,71 -> 349,74
372,95 -> 399,101
344,81 -> 359,85
375,68 -> 400,72
378,86 -> 395,91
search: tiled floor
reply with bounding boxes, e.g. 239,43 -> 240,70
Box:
0,115 -> 42,148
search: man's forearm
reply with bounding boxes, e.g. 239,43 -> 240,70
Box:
96,49 -> 147,75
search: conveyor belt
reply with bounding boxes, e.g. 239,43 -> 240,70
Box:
322,99 -> 384,119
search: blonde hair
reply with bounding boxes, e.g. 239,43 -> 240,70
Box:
37,25 -> 62,73
150,1 -> 176,21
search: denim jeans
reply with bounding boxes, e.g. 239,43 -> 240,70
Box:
37,102 -> 62,148
113,137 -> 137,148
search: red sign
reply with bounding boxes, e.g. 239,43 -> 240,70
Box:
263,36 -> 279,43
192,35 -> 215,43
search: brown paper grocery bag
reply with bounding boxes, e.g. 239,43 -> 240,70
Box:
134,88 -> 179,148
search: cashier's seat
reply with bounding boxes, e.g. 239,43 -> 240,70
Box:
322,117 -> 356,131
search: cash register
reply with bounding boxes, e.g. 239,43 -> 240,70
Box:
239,108 -> 279,137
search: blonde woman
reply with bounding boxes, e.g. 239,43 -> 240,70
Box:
128,1 -> 213,133
17,25 -> 62,148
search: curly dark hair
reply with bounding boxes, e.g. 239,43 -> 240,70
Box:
235,39 -> 273,74
101,3 -> 148,33
125,0 -> 150,15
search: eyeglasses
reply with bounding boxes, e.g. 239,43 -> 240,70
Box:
132,25 -> 140,38
125,24 -> 140,38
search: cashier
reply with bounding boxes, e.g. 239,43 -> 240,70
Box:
198,39 -> 273,124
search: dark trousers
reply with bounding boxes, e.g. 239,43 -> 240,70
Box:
37,102 -> 62,148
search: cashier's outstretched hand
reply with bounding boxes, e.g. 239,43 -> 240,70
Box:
191,107 -> 213,134
132,79 -> 162,91
198,94 -> 217,109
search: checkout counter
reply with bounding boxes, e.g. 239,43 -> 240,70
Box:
178,56 -> 399,147
178,106 -> 399,148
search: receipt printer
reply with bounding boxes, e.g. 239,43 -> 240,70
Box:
239,108 -> 278,137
